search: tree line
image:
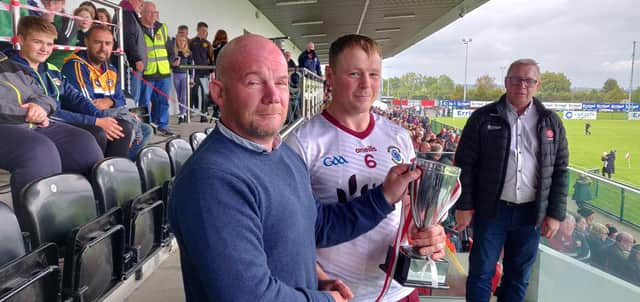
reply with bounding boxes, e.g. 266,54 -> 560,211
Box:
382,72 -> 640,103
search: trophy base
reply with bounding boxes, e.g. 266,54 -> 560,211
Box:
380,246 -> 450,289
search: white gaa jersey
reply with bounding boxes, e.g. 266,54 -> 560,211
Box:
286,111 -> 416,301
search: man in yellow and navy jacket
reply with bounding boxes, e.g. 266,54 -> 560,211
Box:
139,1 -> 174,136
10,16 -> 133,158
62,24 -> 153,160
0,50 -> 102,204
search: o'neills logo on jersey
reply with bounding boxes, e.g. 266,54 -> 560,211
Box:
387,146 -> 403,164
355,146 -> 377,153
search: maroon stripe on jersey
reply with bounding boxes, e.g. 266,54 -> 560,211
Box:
321,110 -> 375,139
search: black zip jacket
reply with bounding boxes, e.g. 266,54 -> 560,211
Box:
454,94 -> 569,224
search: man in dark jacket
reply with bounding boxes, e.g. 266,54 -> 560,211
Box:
117,0 -> 146,103
0,50 -> 103,203
453,58 -> 569,302
298,41 -> 322,77
189,22 -> 214,122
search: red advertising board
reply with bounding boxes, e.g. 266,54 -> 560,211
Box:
421,99 -> 435,107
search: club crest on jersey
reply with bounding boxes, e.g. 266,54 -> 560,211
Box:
52,78 -> 62,86
387,146 -> 403,164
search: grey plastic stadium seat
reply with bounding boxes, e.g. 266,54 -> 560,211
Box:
165,138 -> 192,177
189,132 -> 207,151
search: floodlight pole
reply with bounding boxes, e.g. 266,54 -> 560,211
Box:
462,38 -> 472,102
628,41 -> 637,112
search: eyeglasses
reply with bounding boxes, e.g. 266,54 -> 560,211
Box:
507,77 -> 538,87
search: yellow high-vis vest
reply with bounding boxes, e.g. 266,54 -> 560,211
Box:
144,23 -> 171,76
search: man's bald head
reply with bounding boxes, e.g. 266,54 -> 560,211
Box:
215,34 -> 286,82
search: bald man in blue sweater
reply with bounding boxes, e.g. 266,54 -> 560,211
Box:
169,34 -> 446,302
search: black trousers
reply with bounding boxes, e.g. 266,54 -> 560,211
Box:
72,119 -> 134,158
0,122 -> 103,203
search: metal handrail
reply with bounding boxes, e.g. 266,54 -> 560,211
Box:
568,166 -> 640,195
176,65 -> 216,123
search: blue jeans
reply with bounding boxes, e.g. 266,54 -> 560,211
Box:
127,123 -> 154,160
466,201 -> 540,302
173,73 -> 188,115
139,76 -> 172,129
129,67 -> 142,103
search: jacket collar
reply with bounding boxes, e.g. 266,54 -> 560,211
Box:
9,53 -> 43,74
495,94 -> 548,118
65,51 -> 111,74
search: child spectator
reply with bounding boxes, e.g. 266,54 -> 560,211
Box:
171,35 -> 194,124
73,6 -> 94,47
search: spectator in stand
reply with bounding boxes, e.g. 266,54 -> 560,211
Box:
170,34 -> 431,302
606,224 -> 618,245
171,34 -> 194,124
298,41 -> 322,77
189,22 -> 214,122
95,8 -> 112,24
578,207 -> 596,226
62,24 -> 152,160
139,1 -> 173,136
575,215 -> 588,235
588,223 -> 611,268
285,51 -> 296,68
211,29 -> 228,119
454,58 -> 569,302
168,25 -> 188,56
73,6 -> 94,47
572,173 -> 593,209
211,29 -> 228,65
78,1 -> 97,17
117,0 -> 146,103
604,232 -> 634,278
623,244 -> 640,285
176,25 -> 188,38
0,50 -> 103,203
11,16 -> 133,158
418,139 -> 430,154
41,0 -> 77,68
548,214 -> 590,261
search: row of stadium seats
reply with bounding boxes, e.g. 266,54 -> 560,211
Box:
0,131 -> 209,302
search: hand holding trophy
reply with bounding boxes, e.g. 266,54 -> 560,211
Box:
380,157 -> 461,289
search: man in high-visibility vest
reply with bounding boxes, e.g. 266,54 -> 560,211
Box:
139,1 -> 173,136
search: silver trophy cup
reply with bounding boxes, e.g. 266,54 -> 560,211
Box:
381,158 -> 461,288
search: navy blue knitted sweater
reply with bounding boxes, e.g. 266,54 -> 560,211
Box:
169,127 -> 394,301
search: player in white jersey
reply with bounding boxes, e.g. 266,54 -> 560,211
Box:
287,34 -> 445,302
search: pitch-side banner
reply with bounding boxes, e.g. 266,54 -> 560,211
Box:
453,109 -> 474,118
563,111 -> 597,120
543,102 -> 583,110
629,112 -> 640,120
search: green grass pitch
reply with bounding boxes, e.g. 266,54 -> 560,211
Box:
434,114 -> 640,226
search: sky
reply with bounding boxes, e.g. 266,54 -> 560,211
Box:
383,0 -> 640,90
